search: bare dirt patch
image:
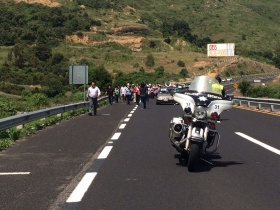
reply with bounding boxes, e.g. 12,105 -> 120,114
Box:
193,61 -> 210,67
15,0 -> 60,7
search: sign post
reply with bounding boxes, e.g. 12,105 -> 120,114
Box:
69,65 -> 88,102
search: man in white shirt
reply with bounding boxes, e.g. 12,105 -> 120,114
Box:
121,85 -> 126,101
86,82 -> 101,116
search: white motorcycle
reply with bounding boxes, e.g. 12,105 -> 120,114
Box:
169,76 -> 233,172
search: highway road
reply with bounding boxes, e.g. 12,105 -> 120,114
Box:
0,98 -> 279,210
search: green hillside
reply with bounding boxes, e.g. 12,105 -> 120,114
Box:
0,0 -> 279,101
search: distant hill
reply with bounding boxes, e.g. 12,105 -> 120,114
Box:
0,0 -> 279,87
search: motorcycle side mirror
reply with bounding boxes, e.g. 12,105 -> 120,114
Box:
184,107 -> 191,114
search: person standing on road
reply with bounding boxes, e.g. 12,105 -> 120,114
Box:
114,86 -> 120,103
124,84 -> 132,105
87,81 -> 101,116
140,82 -> 148,109
121,85 -> 126,102
105,85 -> 114,105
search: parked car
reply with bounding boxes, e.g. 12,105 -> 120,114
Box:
156,88 -> 176,105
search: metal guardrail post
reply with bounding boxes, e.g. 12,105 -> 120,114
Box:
247,101 -> 250,107
258,103 -> 262,110
270,105 -> 274,112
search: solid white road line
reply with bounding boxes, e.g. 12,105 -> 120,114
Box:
66,172 -> 97,203
236,132 -> 280,155
111,132 -> 121,140
124,118 -> 130,122
128,114 -> 132,117
97,146 -> 113,159
119,124 -> 126,129
0,172 -> 30,175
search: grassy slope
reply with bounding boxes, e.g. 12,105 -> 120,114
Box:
1,0 -> 280,78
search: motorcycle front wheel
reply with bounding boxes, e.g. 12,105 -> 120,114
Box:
188,142 -> 201,172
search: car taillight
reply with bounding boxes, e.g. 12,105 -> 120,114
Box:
211,112 -> 218,119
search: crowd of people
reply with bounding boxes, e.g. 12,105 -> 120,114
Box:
87,82 -> 162,116
87,74 -> 225,116
106,83 -> 162,107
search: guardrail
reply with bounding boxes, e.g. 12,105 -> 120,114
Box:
0,96 -> 108,132
232,96 -> 280,112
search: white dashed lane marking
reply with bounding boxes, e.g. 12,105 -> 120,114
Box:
0,172 -> 30,175
119,124 -> 126,129
66,105 -> 137,205
66,172 -> 97,203
98,146 -> 113,159
111,132 -> 121,140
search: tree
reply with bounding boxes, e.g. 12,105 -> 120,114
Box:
145,54 -> 155,67
44,78 -> 64,97
89,65 -> 112,91
180,68 -> 189,78
238,80 -> 251,95
33,44 -> 52,61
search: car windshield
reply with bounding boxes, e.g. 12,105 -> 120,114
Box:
188,75 -> 221,95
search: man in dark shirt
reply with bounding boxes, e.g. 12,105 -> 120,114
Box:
139,82 -> 148,109
106,85 -> 114,105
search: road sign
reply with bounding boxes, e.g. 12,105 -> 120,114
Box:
233,83 -> 238,89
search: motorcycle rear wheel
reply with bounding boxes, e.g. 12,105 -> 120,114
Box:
188,142 -> 200,172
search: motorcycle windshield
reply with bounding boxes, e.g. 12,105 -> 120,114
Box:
188,75 -> 221,96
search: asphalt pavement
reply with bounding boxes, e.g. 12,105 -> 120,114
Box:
0,98 -> 279,210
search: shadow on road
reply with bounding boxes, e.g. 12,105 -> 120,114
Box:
174,153 -> 244,172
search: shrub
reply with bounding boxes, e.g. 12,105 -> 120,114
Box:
27,93 -> 49,108
177,60 -> 185,67
145,54 -> 155,67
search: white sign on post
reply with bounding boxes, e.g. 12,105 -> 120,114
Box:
69,65 -> 88,84
69,65 -> 89,101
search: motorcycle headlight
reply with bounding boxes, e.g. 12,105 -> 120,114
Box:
193,106 -> 207,120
